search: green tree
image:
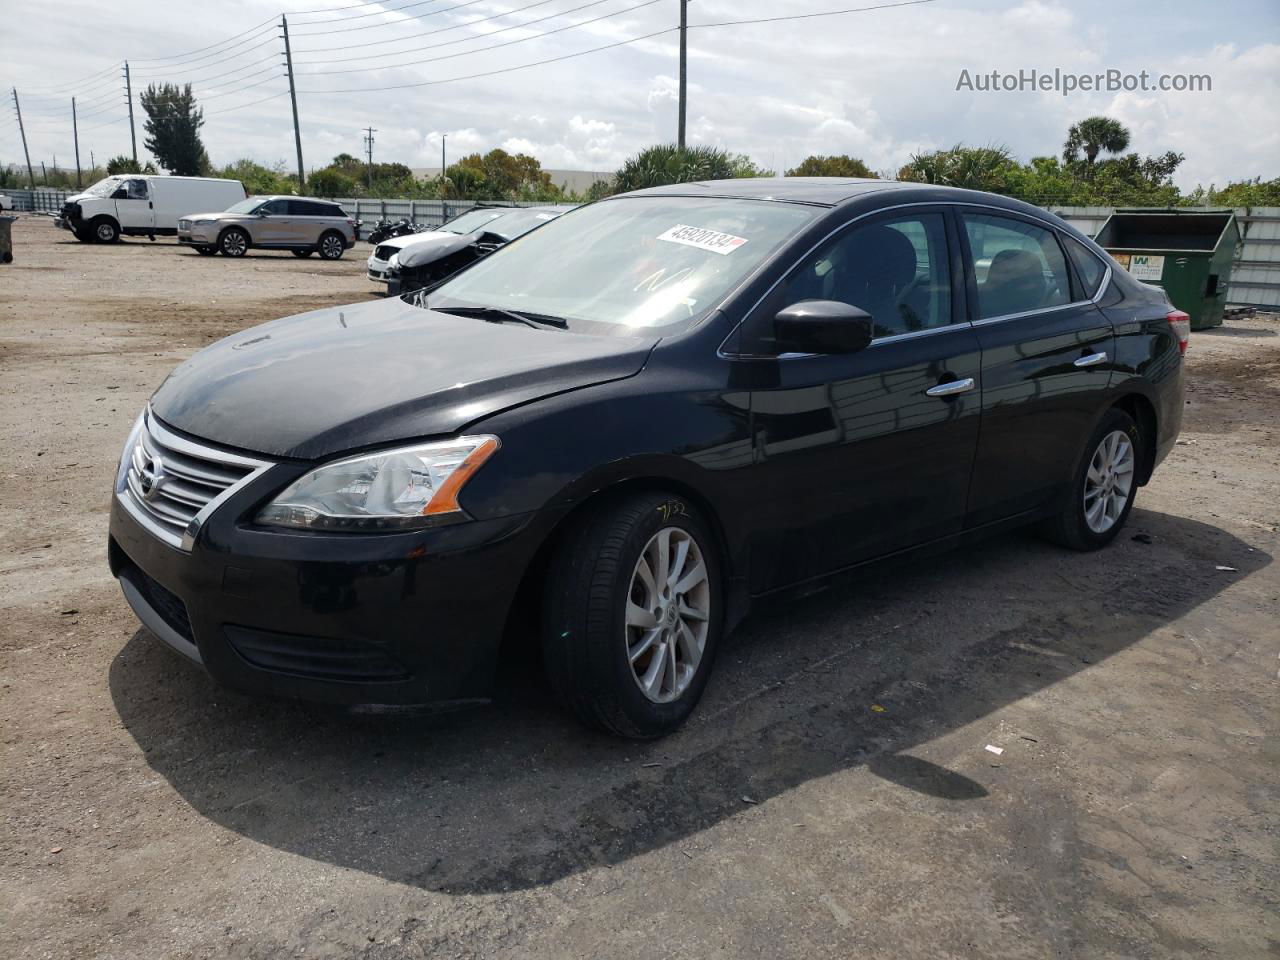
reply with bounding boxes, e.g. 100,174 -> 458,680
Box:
786,154 -> 876,178
307,168 -> 357,198
106,155 -> 142,175
612,144 -> 738,193
218,158 -> 291,195
729,153 -> 773,178
898,144 -> 1016,192
140,83 -> 209,175
1182,176 -> 1280,207
1063,116 -> 1130,166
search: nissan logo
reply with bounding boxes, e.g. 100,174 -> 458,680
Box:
138,452 -> 168,502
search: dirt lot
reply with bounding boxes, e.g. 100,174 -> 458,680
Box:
1,214 -> 1277,959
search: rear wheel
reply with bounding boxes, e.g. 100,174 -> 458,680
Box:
1041,408 -> 1142,551
291,248 -> 313,258
91,217 -> 119,243
219,227 -> 249,258
543,492 -> 721,738
317,231 -> 345,260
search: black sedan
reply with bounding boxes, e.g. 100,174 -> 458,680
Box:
109,178 -> 1187,738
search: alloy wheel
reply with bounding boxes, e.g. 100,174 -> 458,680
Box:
320,234 -> 344,259
221,231 -> 247,257
96,222 -> 116,242
1083,429 -> 1135,533
624,527 -> 711,703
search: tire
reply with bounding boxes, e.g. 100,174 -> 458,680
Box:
194,246 -> 216,256
219,227 -> 249,258
317,231 -> 345,260
543,491 -> 722,738
1040,408 -> 1142,551
291,248 -> 313,258
91,217 -> 119,243
73,226 -> 93,243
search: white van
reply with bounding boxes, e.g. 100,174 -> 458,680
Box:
56,175 -> 246,243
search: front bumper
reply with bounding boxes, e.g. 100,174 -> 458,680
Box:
108,463 -> 551,705
178,230 -> 216,245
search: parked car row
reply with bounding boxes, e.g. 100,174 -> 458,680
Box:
107,177 -> 1187,738
366,204 -> 576,295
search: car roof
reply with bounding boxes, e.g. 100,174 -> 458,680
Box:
620,177 -> 915,206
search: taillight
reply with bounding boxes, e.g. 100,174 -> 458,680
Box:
1167,310 -> 1190,356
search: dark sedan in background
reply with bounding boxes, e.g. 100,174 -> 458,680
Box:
109,178 -> 1186,738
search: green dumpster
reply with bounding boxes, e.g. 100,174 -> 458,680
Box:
1094,209 -> 1239,330
0,215 -> 14,265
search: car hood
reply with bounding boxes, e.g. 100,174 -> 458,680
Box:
149,297 -> 656,460
376,230 -> 453,253
397,233 -> 477,268
181,211 -> 234,221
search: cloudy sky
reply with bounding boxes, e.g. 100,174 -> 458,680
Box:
2,0 -> 1277,189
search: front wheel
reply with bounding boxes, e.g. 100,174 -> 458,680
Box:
317,231 -> 346,260
91,217 -> 119,243
1041,408 -> 1142,551
543,492 -> 721,738
219,228 -> 249,258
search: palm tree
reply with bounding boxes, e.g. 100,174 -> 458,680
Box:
1063,117 -> 1131,166
612,145 -> 738,193
898,144 -> 1014,192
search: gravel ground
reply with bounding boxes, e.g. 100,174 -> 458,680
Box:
1,214 -> 1277,960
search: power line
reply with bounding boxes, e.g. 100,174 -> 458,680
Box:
293,0 -> 560,56
295,0 -> 627,65
298,0 -> 663,75
127,16 -> 280,62
294,0 -> 494,35
129,33 -> 281,77
300,0 -> 942,94
294,0 -> 449,27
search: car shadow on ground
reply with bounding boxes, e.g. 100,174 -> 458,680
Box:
108,508 -> 1268,895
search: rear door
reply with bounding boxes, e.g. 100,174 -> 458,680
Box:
288,199 -> 330,245
959,209 -> 1115,526
114,178 -> 154,232
741,207 -> 983,590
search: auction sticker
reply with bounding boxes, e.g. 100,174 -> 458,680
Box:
657,224 -> 748,255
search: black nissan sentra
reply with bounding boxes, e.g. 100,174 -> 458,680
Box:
110,178 -> 1187,738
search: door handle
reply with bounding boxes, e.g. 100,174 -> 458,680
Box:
1073,351 -> 1108,367
925,377 -> 975,397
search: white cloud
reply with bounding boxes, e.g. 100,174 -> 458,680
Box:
2,0 -> 1277,189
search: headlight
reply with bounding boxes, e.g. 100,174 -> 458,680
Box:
256,436 -> 499,532
115,411 -> 145,492
193,218 -> 216,225
388,252 -> 401,272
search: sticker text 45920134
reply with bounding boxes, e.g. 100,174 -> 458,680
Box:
656,224 -> 749,256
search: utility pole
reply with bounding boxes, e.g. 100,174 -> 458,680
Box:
677,0 -> 687,149
123,62 -> 138,164
12,88 -> 35,187
41,161 -> 47,185
281,16 -> 305,192
72,97 -> 82,188
363,126 -> 376,190
441,134 -> 447,177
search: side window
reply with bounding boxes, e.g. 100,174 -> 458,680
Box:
768,212 -> 952,341
963,213 -> 1071,320
258,199 -> 287,216
125,179 -> 148,200
1062,233 -> 1107,299
287,200 -> 312,216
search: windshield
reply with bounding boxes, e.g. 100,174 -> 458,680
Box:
428,196 -> 820,332
440,209 -> 505,235
484,208 -> 565,241
82,176 -> 124,198
224,197 -> 266,214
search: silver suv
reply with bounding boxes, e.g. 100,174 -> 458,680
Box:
178,195 -> 357,259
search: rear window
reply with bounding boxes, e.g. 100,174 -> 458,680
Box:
1063,234 -> 1108,299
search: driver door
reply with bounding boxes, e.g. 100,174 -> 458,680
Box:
114,178 -> 153,232
740,208 -> 984,591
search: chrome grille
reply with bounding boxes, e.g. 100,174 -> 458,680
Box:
118,411 -> 271,551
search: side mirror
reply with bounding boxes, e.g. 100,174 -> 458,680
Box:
111,188 -> 129,200
774,300 -> 874,355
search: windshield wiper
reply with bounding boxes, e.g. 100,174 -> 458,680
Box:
433,304 -> 568,329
